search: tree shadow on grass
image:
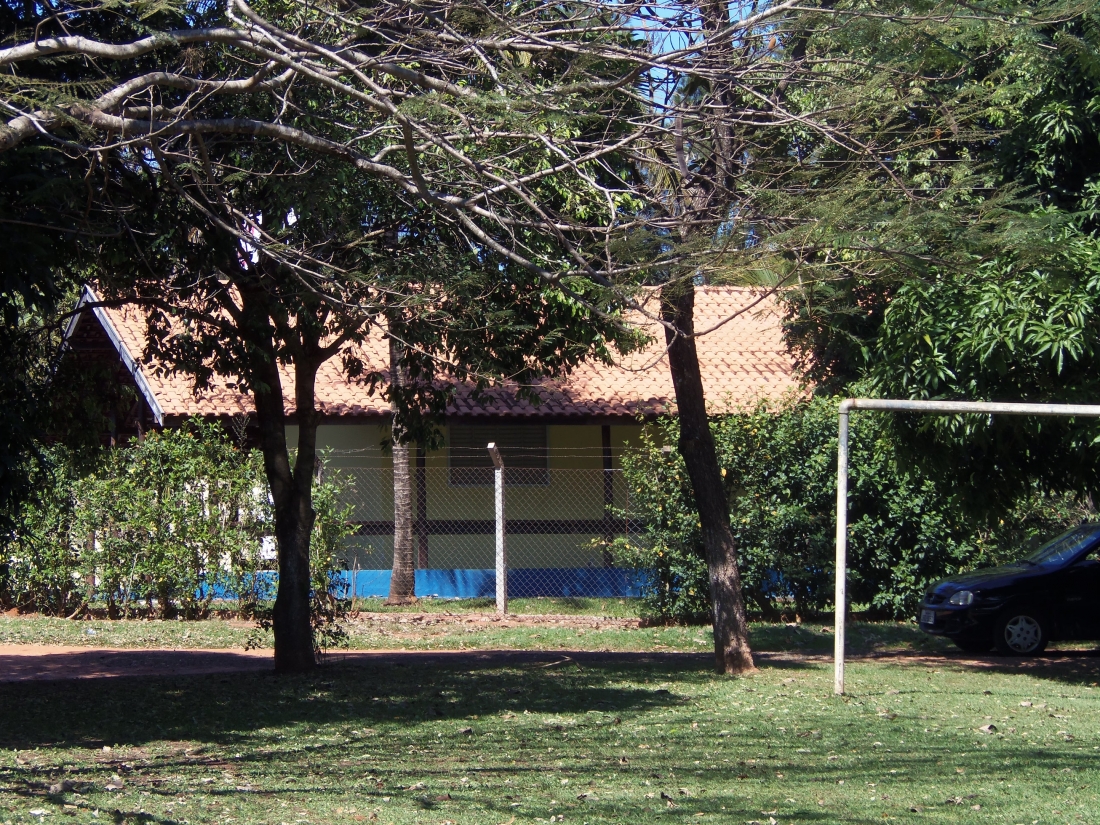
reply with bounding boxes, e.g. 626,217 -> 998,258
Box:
0,650 -> 721,819
0,647 -> 271,683
857,647 -> 1100,689
0,650 -> 711,752
2,649 -> 1096,825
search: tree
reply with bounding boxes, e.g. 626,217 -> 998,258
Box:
782,8 -> 1100,507
93,138 -> 635,669
637,0 -> 1060,669
3,0 -> 1070,673
108,153 -> 386,671
386,333 -> 416,605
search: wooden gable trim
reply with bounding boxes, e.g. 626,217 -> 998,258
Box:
64,287 -> 166,427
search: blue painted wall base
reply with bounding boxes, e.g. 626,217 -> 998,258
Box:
335,568 -> 643,599
202,568 -> 643,600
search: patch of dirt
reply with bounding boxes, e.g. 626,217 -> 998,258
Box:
0,644 -> 271,682
4,638 -> 1100,684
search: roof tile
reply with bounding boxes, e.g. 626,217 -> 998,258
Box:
99,287 -> 799,420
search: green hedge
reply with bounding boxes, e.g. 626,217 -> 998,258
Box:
1,421 -> 350,619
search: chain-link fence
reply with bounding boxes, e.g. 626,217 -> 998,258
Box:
325,449 -> 645,605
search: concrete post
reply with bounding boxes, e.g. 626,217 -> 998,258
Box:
488,442 -> 507,615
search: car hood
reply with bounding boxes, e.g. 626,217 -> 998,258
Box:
930,563 -> 1038,593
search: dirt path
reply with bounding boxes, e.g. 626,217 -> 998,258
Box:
4,642 -> 1100,683
0,645 -> 274,682
0,645 -> 708,682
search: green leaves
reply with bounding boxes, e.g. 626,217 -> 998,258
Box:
3,421 -> 350,621
784,6 -> 1100,394
854,228 -> 1100,505
1033,101 -> 1084,147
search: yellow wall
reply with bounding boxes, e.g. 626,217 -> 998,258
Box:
287,421 -> 647,569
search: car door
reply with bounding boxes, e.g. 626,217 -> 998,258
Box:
1060,547 -> 1100,640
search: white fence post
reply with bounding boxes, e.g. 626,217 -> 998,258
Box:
834,401 -> 851,695
488,442 -> 507,615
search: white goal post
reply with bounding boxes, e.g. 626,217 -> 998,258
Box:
834,398 -> 1100,695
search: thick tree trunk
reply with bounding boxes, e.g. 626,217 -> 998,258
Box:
661,284 -> 756,675
387,335 -> 416,604
388,438 -> 416,603
247,310 -> 321,672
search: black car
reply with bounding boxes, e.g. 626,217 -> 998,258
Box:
918,522 -> 1100,655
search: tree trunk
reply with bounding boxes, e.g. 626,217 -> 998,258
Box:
387,335 -> 416,604
388,439 -> 416,603
247,309 -> 320,673
661,284 -> 756,675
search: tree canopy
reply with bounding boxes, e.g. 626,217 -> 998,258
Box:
4,0 -> 1093,670
783,8 -> 1100,506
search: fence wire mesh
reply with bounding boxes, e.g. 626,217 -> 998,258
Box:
325,449 -> 644,604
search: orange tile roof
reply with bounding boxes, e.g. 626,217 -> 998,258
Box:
92,286 -> 799,421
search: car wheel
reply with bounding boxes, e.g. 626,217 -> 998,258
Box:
952,637 -> 993,654
994,611 -> 1048,655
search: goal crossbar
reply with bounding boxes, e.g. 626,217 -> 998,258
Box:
834,398 -> 1100,695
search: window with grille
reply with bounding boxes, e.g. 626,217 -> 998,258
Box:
448,424 -> 549,486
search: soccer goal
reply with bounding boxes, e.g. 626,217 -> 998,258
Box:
833,398 -> 1100,694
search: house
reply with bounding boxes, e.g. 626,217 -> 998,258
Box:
64,286 -> 799,598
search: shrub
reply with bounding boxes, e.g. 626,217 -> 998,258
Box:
308,464 -> 355,654
613,426 -> 713,624
2,457 -> 86,616
2,421 -> 353,627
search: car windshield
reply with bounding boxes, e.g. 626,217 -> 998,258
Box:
1023,524 -> 1100,566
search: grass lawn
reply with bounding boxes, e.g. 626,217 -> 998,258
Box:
2,649 -> 1100,824
0,610 -> 953,656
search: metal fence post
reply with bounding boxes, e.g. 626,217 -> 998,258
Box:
488,442 -> 507,614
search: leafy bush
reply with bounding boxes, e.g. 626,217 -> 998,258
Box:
308,465 -> 355,654
613,428 -> 713,623
618,394 -> 1091,623
1,459 -> 86,616
2,421 -> 352,627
